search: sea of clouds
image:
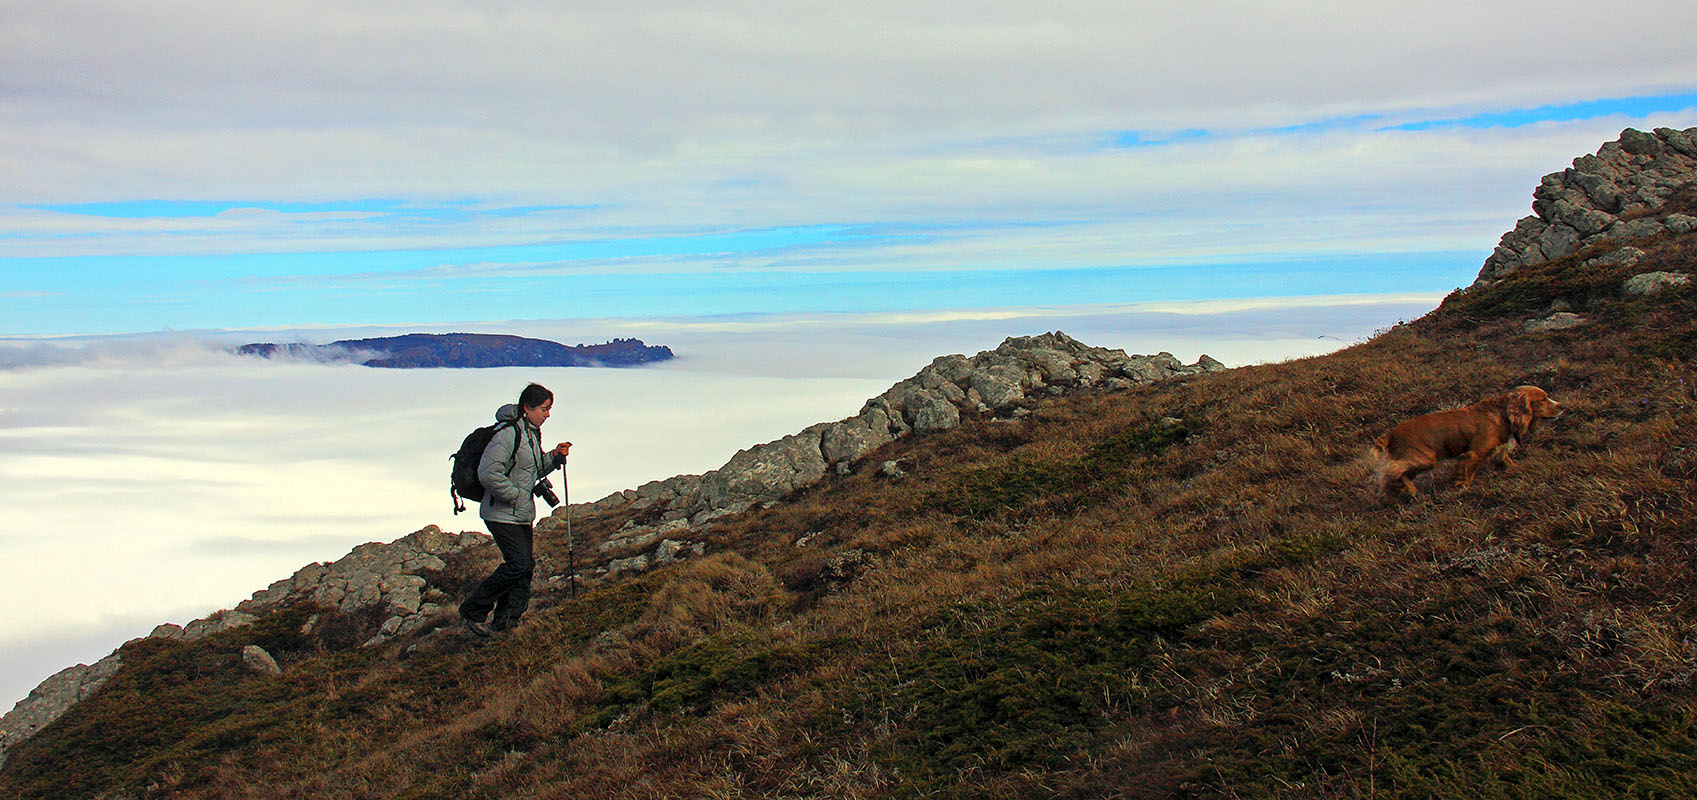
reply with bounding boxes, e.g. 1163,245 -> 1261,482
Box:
0,297 -> 1439,712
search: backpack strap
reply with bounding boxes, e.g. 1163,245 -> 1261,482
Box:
497,421 -> 522,475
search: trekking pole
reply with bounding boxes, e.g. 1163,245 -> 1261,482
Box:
562,459 -> 577,599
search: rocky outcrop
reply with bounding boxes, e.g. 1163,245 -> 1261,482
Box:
0,653 -> 123,767
233,525 -> 485,647
1475,127 -> 1697,285
582,332 -> 1222,561
0,526 -> 488,767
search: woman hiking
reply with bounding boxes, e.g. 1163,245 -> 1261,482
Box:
459,383 -> 570,637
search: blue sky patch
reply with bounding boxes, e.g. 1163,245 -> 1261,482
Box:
1108,89 -> 1697,148
1384,91 -> 1697,131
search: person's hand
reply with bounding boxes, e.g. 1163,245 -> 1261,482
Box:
554,442 -> 572,456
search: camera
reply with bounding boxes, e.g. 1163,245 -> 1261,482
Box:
532,478 -> 560,508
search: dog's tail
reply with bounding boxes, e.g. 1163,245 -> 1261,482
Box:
1368,432 -> 1392,459
1366,434 -> 1394,493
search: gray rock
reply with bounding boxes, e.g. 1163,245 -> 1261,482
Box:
653,539 -> 705,564
1604,218 -> 1667,241
1662,127 -> 1697,158
1076,361 -> 1104,385
606,553 -> 650,575
879,460 -> 907,479
0,652 -> 123,767
907,391 -> 961,434
970,363 -> 1029,410
924,354 -> 975,384
241,645 -> 282,676
149,623 -> 185,640
1121,353 -> 1186,383
1525,312 -> 1588,331
821,407 -> 897,464
1535,223 -> 1580,262
1013,346 -> 1079,383
1620,128 -> 1660,155
1624,272 -> 1692,296
183,610 -> 257,641
701,426 -> 830,511
1589,247 -> 1646,269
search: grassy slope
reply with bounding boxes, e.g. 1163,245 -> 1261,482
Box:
3,229 -> 1694,799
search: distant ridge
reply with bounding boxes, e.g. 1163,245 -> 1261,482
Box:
236,333 -> 673,368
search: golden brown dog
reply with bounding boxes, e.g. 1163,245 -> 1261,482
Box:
1371,385 -> 1564,498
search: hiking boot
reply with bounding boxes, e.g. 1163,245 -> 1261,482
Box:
491,617 -> 520,634
461,615 -> 492,638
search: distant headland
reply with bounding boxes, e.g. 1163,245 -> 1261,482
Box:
235,333 -> 674,368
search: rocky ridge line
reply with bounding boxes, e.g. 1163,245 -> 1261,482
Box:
573,331 -> 1223,568
1476,126 -> 1697,285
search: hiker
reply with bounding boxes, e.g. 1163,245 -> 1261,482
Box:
459,383 -> 570,637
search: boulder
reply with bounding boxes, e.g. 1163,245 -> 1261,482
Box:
701,425 -> 831,511
1624,271 -> 1692,296
970,363 -> 1030,410
820,406 -> 898,464
906,391 -> 961,434
1525,312 -> 1588,331
653,539 -> 706,564
241,645 -> 282,677
182,610 -> 257,641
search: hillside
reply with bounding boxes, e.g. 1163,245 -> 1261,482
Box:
2,128 -> 1695,799
236,333 -> 674,368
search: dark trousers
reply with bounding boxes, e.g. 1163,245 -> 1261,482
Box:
460,521 -> 534,627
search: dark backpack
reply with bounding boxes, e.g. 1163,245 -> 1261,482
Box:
450,422 -> 520,514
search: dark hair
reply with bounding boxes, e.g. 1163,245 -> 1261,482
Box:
519,382 -> 553,410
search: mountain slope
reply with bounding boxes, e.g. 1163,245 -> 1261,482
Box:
2,129 -> 1694,799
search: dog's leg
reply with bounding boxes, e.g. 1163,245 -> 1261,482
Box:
1399,474 -> 1419,498
1453,452 -> 1484,490
1490,440 -> 1518,471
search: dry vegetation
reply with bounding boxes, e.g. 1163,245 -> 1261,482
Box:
3,229 -> 1695,799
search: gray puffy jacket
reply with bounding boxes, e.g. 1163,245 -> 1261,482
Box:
478,404 -> 564,524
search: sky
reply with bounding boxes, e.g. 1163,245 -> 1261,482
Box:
3,1 -> 1696,335
2,0 -> 1697,715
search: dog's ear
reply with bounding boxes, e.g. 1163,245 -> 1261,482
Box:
1506,388 -> 1534,439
